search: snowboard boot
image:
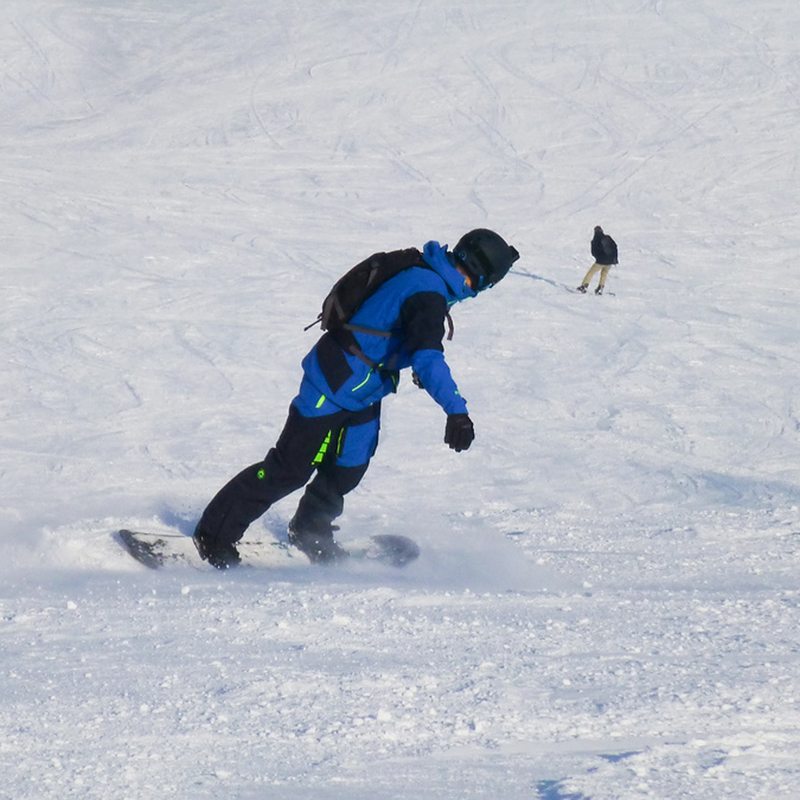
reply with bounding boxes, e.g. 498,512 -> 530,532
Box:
577,284 -> 588,293
193,524 -> 241,570
595,285 -> 604,295
288,517 -> 349,564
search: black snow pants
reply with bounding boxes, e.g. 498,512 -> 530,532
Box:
196,402 -> 381,547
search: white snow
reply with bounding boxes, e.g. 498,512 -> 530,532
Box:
2,0 -> 800,797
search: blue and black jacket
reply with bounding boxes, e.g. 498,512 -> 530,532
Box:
294,241 -> 476,419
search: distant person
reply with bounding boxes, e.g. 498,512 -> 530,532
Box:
193,229 -> 520,568
577,226 -> 618,295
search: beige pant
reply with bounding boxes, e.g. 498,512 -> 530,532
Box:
581,262 -> 611,289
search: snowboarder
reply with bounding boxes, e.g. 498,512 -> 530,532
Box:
577,225 -> 618,295
193,229 -> 520,568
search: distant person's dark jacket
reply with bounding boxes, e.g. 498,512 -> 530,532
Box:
591,231 -> 618,265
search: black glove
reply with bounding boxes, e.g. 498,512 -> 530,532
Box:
444,414 -> 475,452
412,370 -> 425,390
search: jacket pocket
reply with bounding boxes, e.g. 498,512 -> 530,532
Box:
316,333 -> 353,393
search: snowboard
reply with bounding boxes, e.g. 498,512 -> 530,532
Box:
569,286 -> 615,296
115,528 -> 420,571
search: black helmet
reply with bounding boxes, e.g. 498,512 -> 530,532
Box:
453,228 -> 519,290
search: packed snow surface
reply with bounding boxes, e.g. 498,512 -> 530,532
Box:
2,1 -> 800,797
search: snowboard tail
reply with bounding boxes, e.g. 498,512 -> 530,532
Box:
117,529 -> 172,569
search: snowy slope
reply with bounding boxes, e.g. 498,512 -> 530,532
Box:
2,0 -> 800,797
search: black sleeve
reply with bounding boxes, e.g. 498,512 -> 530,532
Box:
399,291 -> 449,356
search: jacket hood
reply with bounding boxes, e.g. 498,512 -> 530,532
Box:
422,241 -> 478,303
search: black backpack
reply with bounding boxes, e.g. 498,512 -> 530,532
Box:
306,248 -> 452,372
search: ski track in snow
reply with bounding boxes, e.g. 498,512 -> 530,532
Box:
2,1 -> 800,798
